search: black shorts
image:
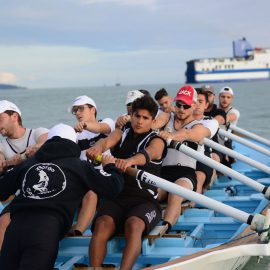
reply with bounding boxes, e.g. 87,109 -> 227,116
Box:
211,149 -> 225,163
92,196 -> 161,235
160,165 -> 197,191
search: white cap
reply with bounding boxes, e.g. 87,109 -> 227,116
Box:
48,123 -> 77,143
0,100 -> 21,116
71,95 -> 97,109
125,90 -> 144,105
219,86 -> 234,96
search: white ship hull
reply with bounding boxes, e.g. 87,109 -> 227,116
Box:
195,69 -> 270,83
186,38 -> 270,83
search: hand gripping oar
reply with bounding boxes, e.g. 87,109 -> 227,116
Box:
203,138 -> 270,175
0,153 -> 27,175
230,125 -> 270,148
95,155 -> 270,242
218,129 -> 270,157
166,140 -> 270,200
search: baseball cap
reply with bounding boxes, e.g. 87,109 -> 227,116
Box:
48,123 -> 77,143
174,85 -> 197,105
71,95 -> 97,109
201,85 -> 215,95
219,86 -> 234,96
125,90 -> 144,105
0,100 -> 21,116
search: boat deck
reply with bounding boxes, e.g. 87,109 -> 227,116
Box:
53,141 -> 270,270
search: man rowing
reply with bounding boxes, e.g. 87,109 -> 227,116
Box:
158,85 -> 209,230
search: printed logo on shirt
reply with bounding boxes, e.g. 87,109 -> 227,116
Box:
22,163 -> 66,199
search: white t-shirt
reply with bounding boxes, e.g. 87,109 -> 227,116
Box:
0,127 -> 49,159
77,118 -> 115,162
198,117 -> 219,139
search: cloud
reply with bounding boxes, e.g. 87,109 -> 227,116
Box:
0,72 -> 17,84
80,0 -> 156,7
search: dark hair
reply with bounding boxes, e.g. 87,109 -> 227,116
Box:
4,110 -> 22,126
138,89 -> 151,97
195,88 -> 209,103
154,88 -> 168,101
132,95 -> 158,119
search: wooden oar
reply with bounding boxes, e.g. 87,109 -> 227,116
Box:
166,140 -> 270,200
218,129 -> 270,157
230,125 -> 270,147
204,138 -> 270,175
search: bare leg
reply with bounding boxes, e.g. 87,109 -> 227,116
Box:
72,190 -> 97,234
0,212 -> 10,251
163,179 -> 192,226
89,215 -> 115,267
120,216 -> 145,270
209,153 -> 220,188
157,188 -> 167,202
196,171 -> 206,194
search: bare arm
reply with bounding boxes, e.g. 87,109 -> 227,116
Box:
151,111 -> 170,130
160,124 -> 210,144
75,121 -> 112,134
226,113 -> 237,123
0,151 -> 7,173
116,137 -> 165,172
214,115 -> 225,125
86,128 -> 123,160
115,115 -> 131,129
25,132 -> 48,158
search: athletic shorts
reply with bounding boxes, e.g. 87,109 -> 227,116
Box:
211,149 -> 225,163
92,196 -> 161,235
160,165 -> 197,191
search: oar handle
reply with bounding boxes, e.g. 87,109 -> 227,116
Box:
169,140 -> 270,200
95,155 -> 268,234
218,129 -> 270,156
203,138 -> 270,175
230,125 -> 270,147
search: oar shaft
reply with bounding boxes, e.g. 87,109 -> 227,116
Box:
204,138 -> 270,175
126,167 -> 252,225
218,129 -> 270,157
169,141 -> 269,199
230,125 -> 270,147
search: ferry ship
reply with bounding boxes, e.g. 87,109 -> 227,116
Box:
185,38 -> 270,83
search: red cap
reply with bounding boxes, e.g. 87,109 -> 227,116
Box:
174,85 -> 197,105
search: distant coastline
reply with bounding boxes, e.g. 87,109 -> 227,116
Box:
0,84 -> 26,90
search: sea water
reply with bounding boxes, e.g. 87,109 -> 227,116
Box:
0,80 -> 270,268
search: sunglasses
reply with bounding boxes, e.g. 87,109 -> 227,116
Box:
175,102 -> 191,110
71,105 -> 90,114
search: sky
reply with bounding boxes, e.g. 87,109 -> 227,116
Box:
0,0 -> 269,88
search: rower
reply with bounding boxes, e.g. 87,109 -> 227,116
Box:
67,95 -> 115,236
158,85 -> 210,230
0,100 -> 48,251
